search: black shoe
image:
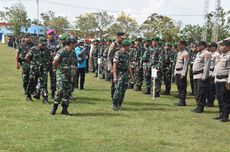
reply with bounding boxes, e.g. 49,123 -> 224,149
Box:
188,92 -> 194,96
220,113 -> 229,122
191,106 -> 204,113
61,105 -> 72,116
33,93 -> 40,100
144,88 -> 151,95
175,101 -> 186,106
112,104 -> 118,111
206,102 -> 214,107
26,95 -> 32,102
118,106 -> 125,110
43,97 -> 50,105
80,87 -> 84,90
213,115 -> 222,120
50,104 -> 58,115
155,92 -> 160,98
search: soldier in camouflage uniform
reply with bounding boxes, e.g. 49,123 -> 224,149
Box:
128,40 -> 136,89
108,32 -> 126,98
50,37 -> 77,116
98,39 -> 107,79
47,32 -> 59,99
162,43 -> 174,95
150,38 -> 163,97
92,39 -> 100,77
16,34 -> 34,95
133,38 -> 144,91
142,38 -> 152,94
112,39 -> 133,110
25,37 -> 51,104
103,39 -> 112,81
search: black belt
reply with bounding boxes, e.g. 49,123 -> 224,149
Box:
216,75 -> 228,79
193,69 -> 203,75
176,68 -> 182,71
209,68 -> 214,72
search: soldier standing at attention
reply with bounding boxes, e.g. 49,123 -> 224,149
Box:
213,40 -> 230,122
92,39 -> 100,77
112,39 -> 133,110
174,41 -> 189,106
107,32 -> 126,98
25,37 -> 51,104
191,41 -> 211,113
127,40 -> 136,89
16,34 -> 34,97
206,42 -> 220,107
50,37 -> 77,116
103,39 -> 112,81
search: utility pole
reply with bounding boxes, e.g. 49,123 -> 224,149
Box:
211,0 -> 221,42
201,0 -> 209,41
36,0 -> 39,36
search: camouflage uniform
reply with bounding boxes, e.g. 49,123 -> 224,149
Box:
54,48 -> 73,106
17,42 -> 34,93
92,44 -> 100,77
26,46 -> 51,102
150,46 -> 163,97
133,45 -> 144,91
162,48 -> 174,95
98,43 -> 106,79
113,50 -> 130,109
142,45 -> 152,94
103,43 -> 111,81
128,45 -> 136,88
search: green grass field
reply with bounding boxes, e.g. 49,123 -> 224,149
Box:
0,44 -> 230,152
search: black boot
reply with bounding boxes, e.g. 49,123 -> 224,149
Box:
26,95 -> 32,102
51,90 -> 55,99
43,96 -> 50,105
144,87 -> 151,95
175,100 -> 186,106
112,101 -> 118,111
61,105 -> 72,116
155,92 -> 160,98
220,112 -> 229,122
33,92 -> 40,100
191,106 -> 204,113
50,103 -> 58,115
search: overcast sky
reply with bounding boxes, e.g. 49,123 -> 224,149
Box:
1,0 -> 230,26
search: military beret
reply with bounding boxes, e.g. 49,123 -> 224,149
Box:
78,38 -> 85,44
153,37 -> 160,42
197,41 -> 207,47
117,32 -> 126,38
135,37 -> 142,42
122,39 -> 131,46
59,34 -> 69,41
220,40 -> 230,47
145,38 -> 152,42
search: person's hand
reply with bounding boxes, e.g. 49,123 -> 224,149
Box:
16,63 -> 20,70
113,76 -> 118,83
225,83 -> 230,90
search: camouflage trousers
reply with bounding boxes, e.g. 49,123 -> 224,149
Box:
27,68 -> 48,98
112,71 -> 129,107
21,62 -> 30,93
93,58 -> 98,76
99,60 -> 105,79
134,66 -> 143,88
143,63 -> 151,88
153,71 -> 162,93
54,74 -> 71,106
163,69 -> 172,92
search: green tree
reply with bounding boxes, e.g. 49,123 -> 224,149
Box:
0,3 -> 31,36
40,11 -> 70,34
179,24 -> 203,43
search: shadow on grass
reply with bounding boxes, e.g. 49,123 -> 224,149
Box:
71,112 -> 123,117
83,88 -> 110,92
124,106 -> 176,112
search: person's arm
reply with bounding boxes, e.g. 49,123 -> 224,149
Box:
181,52 -> 189,78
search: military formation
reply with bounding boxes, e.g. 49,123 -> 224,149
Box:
15,31 -> 230,122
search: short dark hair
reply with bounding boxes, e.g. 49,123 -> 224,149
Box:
179,41 -> 187,46
198,41 -> 207,47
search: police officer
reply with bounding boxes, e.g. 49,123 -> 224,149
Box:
174,41 -> 189,106
112,39 -> 133,110
50,37 -> 77,116
107,32 -> 126,98
191,41 -> 211,113
206,42 -> 220,107
213,40 -> 230,122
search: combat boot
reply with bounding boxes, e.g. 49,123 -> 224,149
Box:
220,112 -> 229,122
51,90 -> 55,99
155,92 -> 160,98
144,87 -> 151,95
43,96 -> 50,105
33,92 -> 40,100
50,103 -> 58,115
175,100 -> 186,106
61,105 -> 72,116
26,95 -> 32,102
191,106 -> 204,113
112,102 -> 118,111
